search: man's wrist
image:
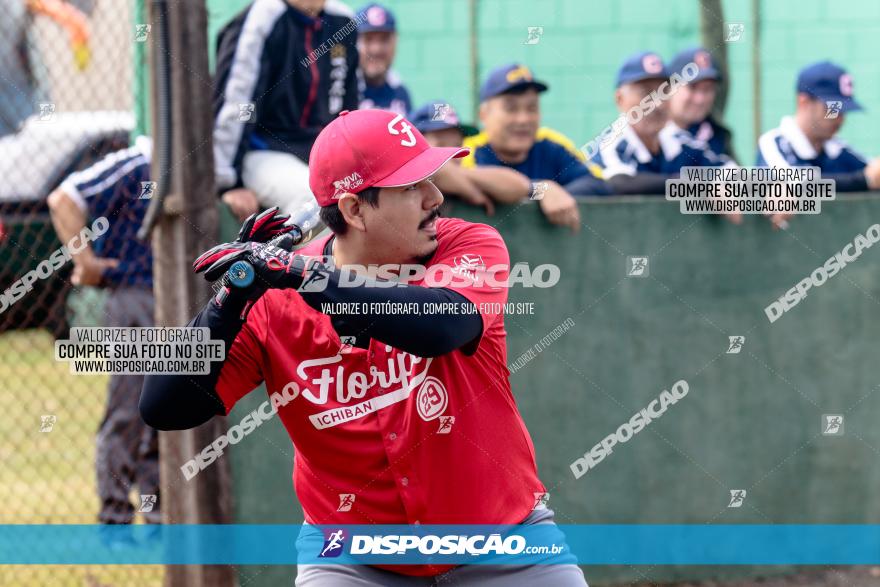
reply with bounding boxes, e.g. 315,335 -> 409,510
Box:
72,254 -> 98,275
528,181 -> 550,201
71,245 -> 96,262
212,283 -> 262,321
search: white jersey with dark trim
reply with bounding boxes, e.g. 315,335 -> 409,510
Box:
212,0 -> 360,189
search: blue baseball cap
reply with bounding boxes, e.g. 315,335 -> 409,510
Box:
409,101 -> 478,136
616,51 -> 669,87
357,3 -> 396,33
479,63 -> 549,102
669,47 -> 721,82
797,61 -> 863,112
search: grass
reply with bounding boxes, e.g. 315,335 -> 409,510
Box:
0,329 -> 163,586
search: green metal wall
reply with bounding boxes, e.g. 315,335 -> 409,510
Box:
224,195 -> 880,585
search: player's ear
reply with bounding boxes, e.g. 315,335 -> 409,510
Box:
614,87 -> 626,110
337,193 -> 367,233
796,93 -> 810,112
478,101 -> 489,125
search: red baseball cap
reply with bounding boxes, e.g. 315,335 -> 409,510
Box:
308,109 -> 469,206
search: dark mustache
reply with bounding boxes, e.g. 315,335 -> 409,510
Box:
419,208 -> 441,229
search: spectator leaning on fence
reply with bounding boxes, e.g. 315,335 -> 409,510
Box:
356,3 -> 412,115
756,61 -> 880,192
409,99 -> 540,217
47,137 -> 159,529
213,0 -> 359,233
593,52 -> 728,195
461,63 -> 612,231
666,47 -> 736,163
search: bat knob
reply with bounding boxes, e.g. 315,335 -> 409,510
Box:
227,260 -> 255,288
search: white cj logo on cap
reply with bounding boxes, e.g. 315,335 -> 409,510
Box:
387,114 -> 417,147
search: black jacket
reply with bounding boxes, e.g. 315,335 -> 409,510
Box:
212,0 -> 360,189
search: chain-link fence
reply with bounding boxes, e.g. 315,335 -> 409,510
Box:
0,0 -> 162,584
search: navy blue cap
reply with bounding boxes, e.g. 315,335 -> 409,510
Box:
669,47 -> 720,82
797,61 -> 863,112
479,63 -> 549,102
357,3 -> 396,33
616,51 -> 669,87
409,101 -> 478,136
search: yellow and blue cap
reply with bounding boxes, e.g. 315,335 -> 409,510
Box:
479,63 -> 549,102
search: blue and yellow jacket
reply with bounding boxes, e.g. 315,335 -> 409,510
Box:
461,127 -> 604,185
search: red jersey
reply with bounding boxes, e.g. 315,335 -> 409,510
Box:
215,217 -> 545,576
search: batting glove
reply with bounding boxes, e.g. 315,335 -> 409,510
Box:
193,207 -> 327,316
236,207 -> 298,244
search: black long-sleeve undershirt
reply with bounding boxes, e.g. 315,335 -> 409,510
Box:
140,293 -> 245,431
140,271 -> 483,431
297,268 -> 482,358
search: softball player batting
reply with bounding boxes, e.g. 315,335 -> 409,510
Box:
140,109 -> 586,586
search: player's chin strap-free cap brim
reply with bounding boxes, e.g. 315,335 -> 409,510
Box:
372,146 -> 470,188
415,121 -> 480,137
802,92 -> 864,112
839,96 -> 864,112
481,80 -> 549,102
